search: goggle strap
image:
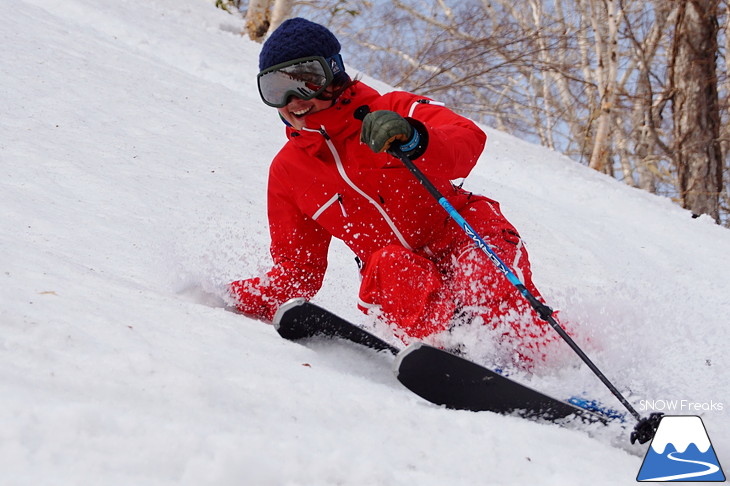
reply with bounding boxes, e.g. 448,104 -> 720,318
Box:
327,54 -> 344,77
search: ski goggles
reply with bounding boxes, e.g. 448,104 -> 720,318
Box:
257,55 -> 343,108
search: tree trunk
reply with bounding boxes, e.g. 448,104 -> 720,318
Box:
588,0 -> 620,173
245,0 -> 273,42
671,0 -> 723,221
269,0 -> 293,34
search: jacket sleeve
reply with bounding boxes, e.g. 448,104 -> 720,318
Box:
230,156 -> 331,321
381,93 -> 487,180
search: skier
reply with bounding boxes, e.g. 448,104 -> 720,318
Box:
229,18 -> 560,365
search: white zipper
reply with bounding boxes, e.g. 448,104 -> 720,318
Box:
337,194 -> 348,217
319,126 -> 414,251
312,194 -> 339,221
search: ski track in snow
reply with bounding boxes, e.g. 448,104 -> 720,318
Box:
2,1 -> 728,485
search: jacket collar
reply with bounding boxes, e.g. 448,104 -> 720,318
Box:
286,82 -> 380,149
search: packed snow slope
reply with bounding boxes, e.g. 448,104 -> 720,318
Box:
2,1 -> 728,485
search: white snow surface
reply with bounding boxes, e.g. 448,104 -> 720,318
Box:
2,1 -> 728,485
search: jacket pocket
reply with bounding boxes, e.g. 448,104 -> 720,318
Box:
312,193 -> 347,220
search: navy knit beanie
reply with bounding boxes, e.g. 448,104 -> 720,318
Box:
259,18 -> 343,72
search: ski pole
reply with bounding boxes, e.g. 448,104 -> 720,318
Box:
354,105 -> 661,443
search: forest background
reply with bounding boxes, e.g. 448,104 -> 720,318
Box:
217,0 -> 730,227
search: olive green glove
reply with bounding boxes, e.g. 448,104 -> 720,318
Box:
360,110 -> 414,153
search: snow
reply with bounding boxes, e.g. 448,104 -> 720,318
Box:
1,0 -> 728,485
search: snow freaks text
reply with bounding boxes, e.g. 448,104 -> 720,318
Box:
639,399 -> 724,412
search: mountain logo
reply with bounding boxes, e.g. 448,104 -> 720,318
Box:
637,415 -> 725,482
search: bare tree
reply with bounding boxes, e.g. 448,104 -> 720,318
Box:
584,0 -> 621,173
241,0 -> 729,224
670,0 -> 723,221
245,0 -> 272,41
620,0 -> 678,192
244,0 -> 294,41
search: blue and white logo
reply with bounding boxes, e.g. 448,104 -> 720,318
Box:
637,415 -> 725,482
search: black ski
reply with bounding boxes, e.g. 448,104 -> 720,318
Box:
274,299 -> 607,424
273,298 -> 400,354
395,342 -> 607,423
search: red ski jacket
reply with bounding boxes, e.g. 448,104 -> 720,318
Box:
231,82 -> 487,320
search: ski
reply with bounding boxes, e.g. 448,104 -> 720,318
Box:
274,298 -> 609,424
273,298 -> 400,354
395,342 -> 607,423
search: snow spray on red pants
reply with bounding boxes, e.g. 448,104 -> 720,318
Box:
357,197 -> 560,365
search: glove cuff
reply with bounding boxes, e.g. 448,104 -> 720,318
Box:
400,118 -> 428,159
400,127 -> 420,152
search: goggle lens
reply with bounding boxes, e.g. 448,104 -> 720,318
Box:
257,57 -> 333,108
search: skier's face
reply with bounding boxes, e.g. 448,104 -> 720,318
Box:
277,93 -> 334,131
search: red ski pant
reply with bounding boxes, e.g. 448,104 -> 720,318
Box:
358,198 -> 558,363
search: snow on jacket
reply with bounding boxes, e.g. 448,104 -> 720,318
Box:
230,81 -> 487,320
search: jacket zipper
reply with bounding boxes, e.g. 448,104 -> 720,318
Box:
317,126 -> 414,251
337,194 -> 348,217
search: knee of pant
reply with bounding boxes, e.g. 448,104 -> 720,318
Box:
364,244 -> 438,281
366,244 -> 413,270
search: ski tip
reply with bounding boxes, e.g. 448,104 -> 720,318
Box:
272,297 -> 308,331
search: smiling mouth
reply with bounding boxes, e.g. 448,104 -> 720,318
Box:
291,106 -> 313,118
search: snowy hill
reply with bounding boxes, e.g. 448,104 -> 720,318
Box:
2,1 -> 728,485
